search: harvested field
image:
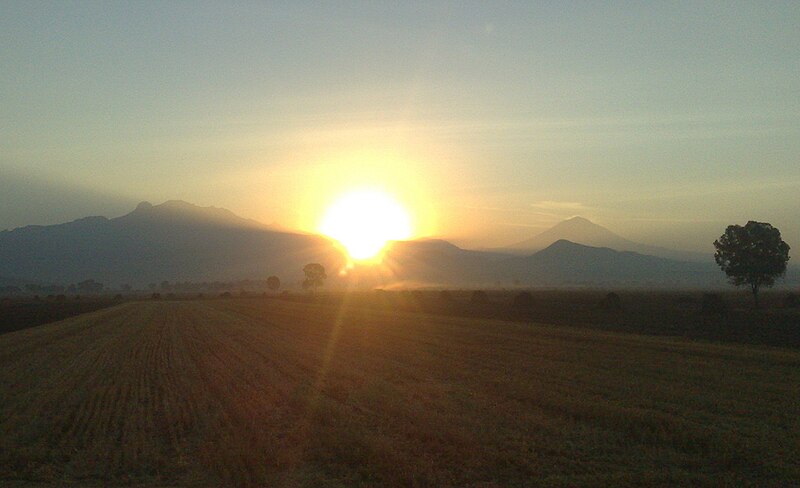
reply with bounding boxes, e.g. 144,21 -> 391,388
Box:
1,299 -> 798,486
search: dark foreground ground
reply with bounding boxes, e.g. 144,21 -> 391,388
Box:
1,298 -> 798,486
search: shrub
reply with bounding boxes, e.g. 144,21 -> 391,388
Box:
151,293 -> 161,300
219,292 -> 232,298
374,289 -> 389,303
512,291 -> 534,308
471,290 -> 489,304
113,294 -> 123,300
784,293 -> 799,309
439,290 -> 453,302
55,294 -> 66,301
598,292 -> 622,312
702,293 -> 727,314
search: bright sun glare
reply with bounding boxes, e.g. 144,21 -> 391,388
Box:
319,189 -> 412,261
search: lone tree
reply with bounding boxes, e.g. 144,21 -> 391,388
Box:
266,275 -> 281,292
302,263 -> 326,292
713,221 -> 790,308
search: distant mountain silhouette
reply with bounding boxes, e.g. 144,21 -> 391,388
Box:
506,216 -> 708,262
0,201 -> 346,287
119,200 -> 267,229
348,238 -> 719,288
0,202 -> 733,289
502,240 -> 718,287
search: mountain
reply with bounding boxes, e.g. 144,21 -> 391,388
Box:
501,240 -> 719,288
0,201 -> 347,287
0,202 -> 731,289
117,200 -> 267,229
506,216 -> 708,262
346,238 -> 720,289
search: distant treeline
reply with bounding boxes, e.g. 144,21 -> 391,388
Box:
0,278 -> 282,296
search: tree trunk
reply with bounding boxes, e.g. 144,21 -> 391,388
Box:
751,283 -> 760,309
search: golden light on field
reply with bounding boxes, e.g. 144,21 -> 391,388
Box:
319,189 -> 412,261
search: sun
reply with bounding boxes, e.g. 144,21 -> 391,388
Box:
319,189 -> 412,261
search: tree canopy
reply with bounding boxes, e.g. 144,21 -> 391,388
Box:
713,221 -> 790,308
302,263 -> 326,291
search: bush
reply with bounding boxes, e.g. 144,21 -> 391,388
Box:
374,289 -> 389,303
471,290 -> 489,304
702,293 -> 727,314
512,291 -> 534,308
113,294 -> 123,300
784,293 -> 799,309
151,293 -> 161,300
598,292 -> 622,312
439,290 -> 453,302
219,292 -> 232,298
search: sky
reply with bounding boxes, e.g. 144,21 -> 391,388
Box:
2,1 -> 799,254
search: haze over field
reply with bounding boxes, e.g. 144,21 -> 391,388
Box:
2,2 -> 799,254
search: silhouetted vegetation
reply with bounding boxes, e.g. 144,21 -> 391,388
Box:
439,290 -> 453,302
784,293 -> 799,309
512,291 -> 534,308
267,275 -> 280,292
0,298 -> 121,335
598,292 -> 622,311
302,263 -> 326,292
714,221 -> 791,308
470,290 -> 489,304
701,293 -> 727,315
77,279 -> 103,294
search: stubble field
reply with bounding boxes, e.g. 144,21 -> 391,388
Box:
1,298 -> 798,487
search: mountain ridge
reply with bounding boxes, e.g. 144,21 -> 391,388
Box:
505,216 -> 709,262
0,201 -> 752,289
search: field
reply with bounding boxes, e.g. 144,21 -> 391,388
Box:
1,298 -> 799,486
0,297 -> 122,336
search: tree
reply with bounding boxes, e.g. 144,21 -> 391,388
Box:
266,275 -> 281,292
77,279 -> 103,294
713,221 -> 790,308
302,263 -> 326,292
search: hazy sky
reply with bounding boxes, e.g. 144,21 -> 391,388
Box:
2,1 -> 799,253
